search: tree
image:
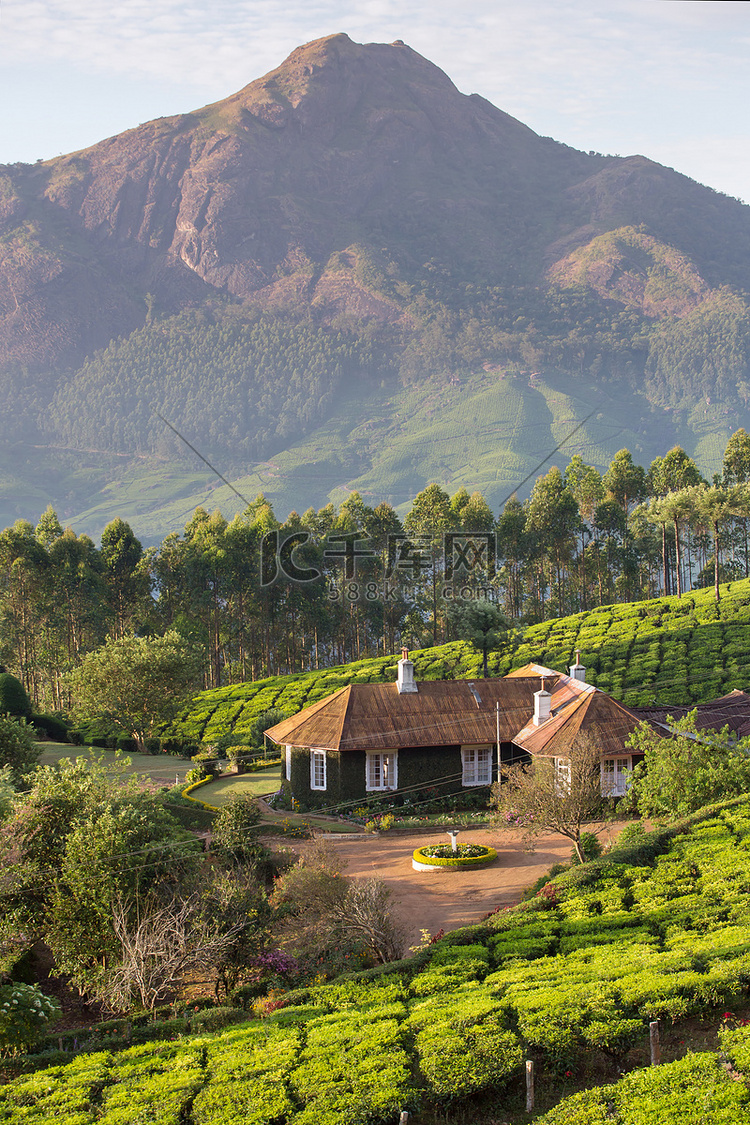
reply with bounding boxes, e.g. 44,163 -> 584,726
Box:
46,794 -> 200,998
405,484 -> 455,645
64,630 -> 201,750
688,484 -> 744,602
625,714 -> 750,818
603,449 -> 646,513
450,599 -> 511,678
491,735 -> 609,863
100,518 -> 150,638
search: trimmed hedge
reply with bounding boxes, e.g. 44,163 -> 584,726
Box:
413,844 -> 497,868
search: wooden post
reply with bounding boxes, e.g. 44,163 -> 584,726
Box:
526,1059 -> 535,1112
650,1020 -> 660,1066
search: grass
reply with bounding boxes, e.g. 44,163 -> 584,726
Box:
37,743 -> 195,786
197,768 -> 281,804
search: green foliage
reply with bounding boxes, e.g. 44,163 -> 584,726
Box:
416,1020 -> 522,1097
0,715 -> 41,785
626,713 -> 750,817
65,631 -> 202,751
0,673 -> 31,717
0,983 -> 60,1056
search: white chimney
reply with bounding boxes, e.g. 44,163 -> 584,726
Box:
397,647 -> 418,694
533,677 -> 551,725
570,650 -> 586,683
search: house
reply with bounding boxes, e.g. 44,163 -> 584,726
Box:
264,648 -> 651,806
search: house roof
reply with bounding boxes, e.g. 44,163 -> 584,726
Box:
265,677 -> 545,752
513,686 -> 649,759
634,689 -> 750,738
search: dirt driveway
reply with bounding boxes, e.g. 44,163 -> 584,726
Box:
306,823 -> 626,951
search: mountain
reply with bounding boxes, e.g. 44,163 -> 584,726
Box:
2,33 -> 750,539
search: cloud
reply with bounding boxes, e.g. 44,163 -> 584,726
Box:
1,0 -> 749,200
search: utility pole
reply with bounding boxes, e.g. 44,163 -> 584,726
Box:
496,701 -> 501,786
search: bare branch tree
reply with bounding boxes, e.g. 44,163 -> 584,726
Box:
329,879 -> 407,964
101,894 -> 243,1012
492,732 -> 610,863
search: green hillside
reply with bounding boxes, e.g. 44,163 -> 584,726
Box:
175,580 -> 750,745
10,797 -> 750,1123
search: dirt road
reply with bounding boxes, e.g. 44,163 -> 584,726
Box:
306,823 -> 625,950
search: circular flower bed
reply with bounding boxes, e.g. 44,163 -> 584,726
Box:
412,843 -> 498,871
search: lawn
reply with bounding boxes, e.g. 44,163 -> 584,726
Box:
200,768 -> 281,805
36,743 -> 195,786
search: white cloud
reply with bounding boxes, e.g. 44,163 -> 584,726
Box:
1,0 -> 749,200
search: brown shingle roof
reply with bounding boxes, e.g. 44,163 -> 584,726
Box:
513,688 -> 649,759
265,677 -> 544,752
634,689 -> 750,738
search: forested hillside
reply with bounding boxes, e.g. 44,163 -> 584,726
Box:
5,432 -> 750,712
7,797 -> 750,1123
3,35 -> 750,532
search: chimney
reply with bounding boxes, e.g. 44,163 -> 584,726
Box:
397,648 -> 418,693
570,650 -> 586,683
533,676 -> 551,725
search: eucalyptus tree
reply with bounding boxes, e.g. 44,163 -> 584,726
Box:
722,429 -> 750,575
405,484 -> 456,645
565,456 -> 605,609
100,518 -> 151,639
603,448 -> 647,514
496,496 -> 529,619
687,484 -> 745,602
526,468 -> 579,617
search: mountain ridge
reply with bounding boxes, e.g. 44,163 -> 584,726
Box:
2,34 -> 750,537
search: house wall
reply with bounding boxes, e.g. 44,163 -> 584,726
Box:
286,743 -> 525,807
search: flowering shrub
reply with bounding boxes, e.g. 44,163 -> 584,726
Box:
0,983 -> 60,1055
413,844 -> 497,868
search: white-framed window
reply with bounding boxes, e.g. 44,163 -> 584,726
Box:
462,745 -> 492,786
310,749 -> 327,791
286,745 -> 292,781
602,756 -> 631,797
554,757 -> 572,795
366,752 -> 398,791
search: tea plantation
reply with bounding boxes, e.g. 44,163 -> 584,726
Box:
8,795 -> 750,1123
174,579 -> 750,744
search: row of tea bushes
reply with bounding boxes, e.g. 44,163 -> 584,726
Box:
173,642 -> 482,743
8,798 -> 750,1122
536,1024 -> 750,1124
174,581 -> 750,748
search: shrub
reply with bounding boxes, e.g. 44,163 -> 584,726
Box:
416,1021 -> 522,1097
0,715 -> 41,784
0,983 -> 61,1055
31,712 -> 68,741
190,1005 -> 248,1033
0,674 -> 31,718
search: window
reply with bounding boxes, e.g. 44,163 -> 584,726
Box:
366,752 -> 398,791
602,757 -> 631,797
554,757 -> 572,795
286,745 -> 292,781
462,745 -> 492,786
310,749 -> 326,791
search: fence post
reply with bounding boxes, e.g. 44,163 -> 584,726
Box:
650,1020 -> 660,1066
526,1059 -> 535,1112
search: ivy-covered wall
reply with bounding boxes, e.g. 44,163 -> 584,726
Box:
285,743 -> 531,808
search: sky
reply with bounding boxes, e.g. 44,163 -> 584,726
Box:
1,0 -> 749,203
